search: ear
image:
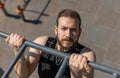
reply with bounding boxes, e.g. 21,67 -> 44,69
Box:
78,27 -> 82,37
80,27 -> 82,33
54,26 -> 58,36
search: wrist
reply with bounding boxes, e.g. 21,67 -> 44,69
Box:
13,48 -> 19,53
71,70 -> 82,78
18,58 -> 25,63
14,51 -> 25,63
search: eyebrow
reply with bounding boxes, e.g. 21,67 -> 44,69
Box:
60,25 -> 76,28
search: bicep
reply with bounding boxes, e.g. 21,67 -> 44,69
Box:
25,48 -> 41,75
81,48 -> 96,62
26,36 -> 48,65
25,36 -> 48,75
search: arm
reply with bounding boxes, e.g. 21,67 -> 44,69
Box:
5,33 -> 48,78
69,48 -> 96,78
81,48 -> 96,78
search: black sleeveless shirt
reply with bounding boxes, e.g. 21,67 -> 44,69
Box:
38,37 -> 85,78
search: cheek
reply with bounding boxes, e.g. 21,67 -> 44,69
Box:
73,32 -> 77,36
58,30 -> 64,36
72,31 -> 78,37
72,32 -> 80,41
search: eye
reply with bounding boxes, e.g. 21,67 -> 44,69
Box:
71,28 -> 76,32
61,27 -> 67,31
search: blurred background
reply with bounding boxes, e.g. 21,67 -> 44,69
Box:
0,0 -> 120,78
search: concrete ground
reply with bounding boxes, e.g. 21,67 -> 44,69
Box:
0,0 -> 120,78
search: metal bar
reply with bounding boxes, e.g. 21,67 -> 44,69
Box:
1,43 -> 27,78
22,0 -> 31,10
89,61 -> 120,76
113,73 -> 117,78
113,73 -> 119,78
25,39 -> 70,78
0,31 -> 9,38
1,6 -> 9,16
0,31 -> 70,78
0,31 -> 120,77
25,40 -> 70,57
55,57 -> 69,78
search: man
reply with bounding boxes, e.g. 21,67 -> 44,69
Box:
5,9 -> 96,78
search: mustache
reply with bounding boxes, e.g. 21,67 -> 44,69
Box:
62,37 -> 74,42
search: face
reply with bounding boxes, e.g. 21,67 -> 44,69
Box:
55,16 -> 81,50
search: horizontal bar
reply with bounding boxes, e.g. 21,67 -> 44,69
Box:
0,31 -> 69,78
89,61 -> 120,76
25,41 -> 70,78
113,73 -> 118,78
0,31 -> 9,38
25,40 -> 70,57
0,31 -> 120,77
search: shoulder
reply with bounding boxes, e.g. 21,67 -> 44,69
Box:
33,36 -> 49,46
29,36 -> 50,55
81,47 -> 96,62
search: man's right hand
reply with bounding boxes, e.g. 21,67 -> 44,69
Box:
5,33 -> 25,53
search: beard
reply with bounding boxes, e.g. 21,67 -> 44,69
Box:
56,36 -> 78,51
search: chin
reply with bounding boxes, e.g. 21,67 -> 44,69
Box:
62,44 -> 73,49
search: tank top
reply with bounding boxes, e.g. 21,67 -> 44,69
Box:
38,37 -> 85,78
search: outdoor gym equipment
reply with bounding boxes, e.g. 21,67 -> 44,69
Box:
0,31 -> 120,78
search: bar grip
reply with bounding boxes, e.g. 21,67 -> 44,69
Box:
0,31 -> 120,78
0,31 -> 9,38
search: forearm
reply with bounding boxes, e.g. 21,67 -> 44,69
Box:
14,51 -> 29,78
14,57 -> 29,78
70,70 -> 82,78
70,69 -> 94,78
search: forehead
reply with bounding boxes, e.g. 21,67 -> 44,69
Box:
58,17 -> 79,28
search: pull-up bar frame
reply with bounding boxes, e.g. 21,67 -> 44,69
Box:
0,31 -> 120,78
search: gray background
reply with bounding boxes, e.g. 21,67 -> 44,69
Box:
0,0 -> 120,78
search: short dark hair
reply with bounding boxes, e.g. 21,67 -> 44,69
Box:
56,9 -> 81,28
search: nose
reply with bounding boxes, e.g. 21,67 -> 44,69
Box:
66,29 -> 71,37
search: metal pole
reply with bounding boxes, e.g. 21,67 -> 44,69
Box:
0,31 -> 70,78
55,57 -> 69,78
1,43 -> 27,78
0,31 -> 120,77
89,61 -> 120,76
113,73 -> 119,78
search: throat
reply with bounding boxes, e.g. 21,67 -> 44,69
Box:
55,44 -> 71,53
55,46 -> 68,52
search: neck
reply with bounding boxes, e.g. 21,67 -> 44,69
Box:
56,42 -> 73,52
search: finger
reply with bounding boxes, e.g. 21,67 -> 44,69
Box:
11,33 -> 18,47
9,33 -> 20,48
74,57 -> 79,68
79,56 -> 86,70
70,54 -> 80,66
16,35 -> 21,47
77,55 -> 83,62
84,62 -> 91,72
13,33 -> 18,41
10,33 -> 15,39
5,36 -> 10,43
9,33 -> 15,44
82,57 -> 90,70
16,36 -> 24,48
75,55 -> 83,67
69,53 -> 76,65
